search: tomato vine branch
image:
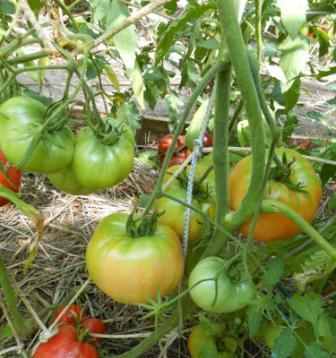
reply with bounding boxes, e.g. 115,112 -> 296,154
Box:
216,0 -> 266,231
262,200 -> 336,260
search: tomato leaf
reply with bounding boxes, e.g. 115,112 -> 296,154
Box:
283,78 -> 301,112
279,36 -> 310,90
28,0 -> 41,18
320,164 -> 336,185
155,0 -> 213,64
247,305 -> 263,337
260,257 -> 284,287
277,0 -> 308,39
288,292 -> 323,328
305,342 -> 331,358
271,328 -> 297,358
199,341 -> 218,358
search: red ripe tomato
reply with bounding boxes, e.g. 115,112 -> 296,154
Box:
202,132 -> 213,147
34,325 -> 98,358
81,318 -> 105,344
0,149 -> 21,206
53,305 -> 86,325
157,134 -> 190,167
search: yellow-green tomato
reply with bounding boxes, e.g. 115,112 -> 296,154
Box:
189,257 -> 255,313
156,184 -> 205,242
86,213 -> 184,304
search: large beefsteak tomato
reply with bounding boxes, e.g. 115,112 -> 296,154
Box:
86,213 -> 184,304
229,148 -> 322,242
0,97 -> 74,173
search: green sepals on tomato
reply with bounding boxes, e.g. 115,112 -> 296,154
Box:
0,97 -> 74,173
188,256 -> 255,313
53,305 -> 86,325
229,148 -> 322,242
0,149 -> 21,206
34,324 -> 99,358
86,213 -> 184,304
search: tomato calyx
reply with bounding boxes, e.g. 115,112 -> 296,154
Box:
269,153 -> 307,193
94,120 -> 127,146
126,211 -> 162,238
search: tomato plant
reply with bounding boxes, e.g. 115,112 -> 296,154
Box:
229,148 -> 322,242
0,149 -> 21,206
0,97 -> 74,173
188,257 -> 255,313
86,213 -> 184,304
34,325 -> 98,358
157,134 -> 190,167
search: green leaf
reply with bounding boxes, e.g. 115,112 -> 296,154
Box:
107,1 -> 136,69
0,0 -> 15,14
320,164 -> 336,185
307,111 -> 324,122
279,36 -> 310,90
107,1 -> 145,108
196,39 -> 221,49
283,77 -> 301,112
272,328 -> 297,358
185,98 -> 210,150
305,342 -> 331,358
128,65 -> 145,109
28,0 -> 41,17
288,292 -> 323,328
314,28 -> 330,57
156,1 -> 213,64
248,305 -> 263,337
200,341 -> 218,358
261,257 -> 284,287
104,65 -> 121,91
282,113 -> 298,140
166,91 -> 184,132
277,0 -> 308,39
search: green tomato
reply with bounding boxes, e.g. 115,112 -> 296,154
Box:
0,96 -> 74,173
48,166 -> 94,195
71,123 -> 135,191
188,256 -> 255,313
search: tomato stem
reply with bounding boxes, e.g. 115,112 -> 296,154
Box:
0,255 -> 29,335
262,200 -> 336,260
143,60 -> 226,216
216,0 -> 266,231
